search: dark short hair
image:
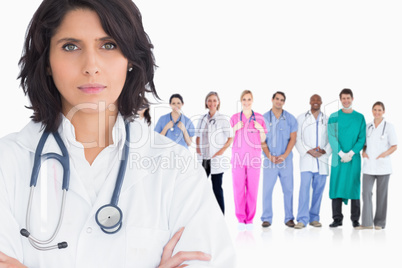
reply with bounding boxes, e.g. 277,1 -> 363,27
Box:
18,0 -> 158,132
372,101 -> 385,111
272,91 -> 286,101
339,88 -> 353,99
169,94 -> 184,104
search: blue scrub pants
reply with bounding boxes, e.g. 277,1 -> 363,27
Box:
261,158 -> 294,224
296,172 -> 327,226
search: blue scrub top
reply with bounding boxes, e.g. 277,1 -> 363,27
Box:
154,113 -> 195,148
263,109 -> 298,158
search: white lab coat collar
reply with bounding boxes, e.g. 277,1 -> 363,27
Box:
16,113 -> 127,154
14,114 -> 142,206
304,109 -> 323,119
368,118 -> 385,129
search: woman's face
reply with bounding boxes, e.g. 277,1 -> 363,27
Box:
241,93 -> 253,110
49,9 -> 128,116
372,105 -> 385,119
170,98 -> 183,113
206,95 -> 219,112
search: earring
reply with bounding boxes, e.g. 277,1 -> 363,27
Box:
128,67 -> 133,72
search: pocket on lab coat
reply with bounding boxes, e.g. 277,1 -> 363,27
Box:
125,226 -> 170,267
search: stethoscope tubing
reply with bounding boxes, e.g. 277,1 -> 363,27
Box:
368,121 -> 386,138
240,110 -> 255,123
170,113 -> 182,131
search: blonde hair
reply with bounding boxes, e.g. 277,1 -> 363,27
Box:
205,91 -> 221,110
240,90 -> 253,101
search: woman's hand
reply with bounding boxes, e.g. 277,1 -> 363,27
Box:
177,122 -> 186,132
376,152 -> 387,159
158,227 -> 211,268
253,121 -> 264,132
0,252 -> 27,268
165,121 -> 174,130
233,121 -> 244,132
362,152 -> 369,159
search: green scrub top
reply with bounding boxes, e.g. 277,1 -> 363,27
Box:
328,109 -> 366,203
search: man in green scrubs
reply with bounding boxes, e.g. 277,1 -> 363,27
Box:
328,88 -> 366,228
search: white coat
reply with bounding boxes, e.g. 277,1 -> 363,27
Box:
195,112 -> 232,174
363,120 -> 398,175
0,117 -> 235,268
295,110 -> 332,175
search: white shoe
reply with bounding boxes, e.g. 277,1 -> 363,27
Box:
246,223 -> 254,231
237,223 -> 246,231
294,222 -> 305,229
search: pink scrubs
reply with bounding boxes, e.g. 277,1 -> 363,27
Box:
230,112 -> 267,223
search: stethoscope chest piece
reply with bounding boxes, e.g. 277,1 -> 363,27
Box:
95,204 -> 123,234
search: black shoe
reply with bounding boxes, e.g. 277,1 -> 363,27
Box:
352,220 -> 360,228
285,220 -> 295,228
329,219 -> 343,228
262,221 -> 271,228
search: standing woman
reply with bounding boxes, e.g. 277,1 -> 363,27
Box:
196,92 -> 233,214
359,102 -> 397,230
0,0 -> 235,267
154,94 -> 195,148
230,90 -> 267,230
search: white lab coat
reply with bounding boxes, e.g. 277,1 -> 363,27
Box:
363,120 -> 398,175
295,110 -> 332,175
0,118 -> 235,268
195,112 -> 232,174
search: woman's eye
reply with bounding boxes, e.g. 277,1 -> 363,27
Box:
102,43 -> 116,50
63,44 -> 78,51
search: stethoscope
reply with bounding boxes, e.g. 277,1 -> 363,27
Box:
240,110 -> 256,123
368,121 -> 387,139
300,110 -> 326,144
20,123 -> 130,251
268,109 -> 285,127
202,113 -> 216,125
170,113 -> 182,131
304,110 -> 325,125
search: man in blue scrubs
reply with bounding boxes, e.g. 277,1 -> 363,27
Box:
261,91 -> 298,228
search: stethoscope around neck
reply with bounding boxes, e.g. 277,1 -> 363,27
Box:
169,112 -> 182,131
368,120 -> 387,139
268,109 -> 284,126
202,113 -> 216,126
305,110 -> 325,125
20,123 -> 130,251
240,110 -> 256,122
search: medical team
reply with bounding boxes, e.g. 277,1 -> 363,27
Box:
156,88 -> 397,231
0,1 -> 397,267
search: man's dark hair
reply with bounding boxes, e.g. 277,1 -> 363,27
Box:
339,88 -> 353,99
272,91 -> 286,101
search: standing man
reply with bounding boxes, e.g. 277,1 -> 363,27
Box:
294,94 -> 332,229
261,91 -> 298,228
328,88 -> 366,228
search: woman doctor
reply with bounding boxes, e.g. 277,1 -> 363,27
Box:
154,94 -> 195,148
230,90 -> 267,231
0,0 -> 235,267
358,101 -> 397,230
196,92 -> 233,214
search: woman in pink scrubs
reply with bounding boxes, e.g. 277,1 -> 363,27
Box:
230,90 -> 267,231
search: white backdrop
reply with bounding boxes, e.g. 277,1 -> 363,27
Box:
1,1 -> 401,267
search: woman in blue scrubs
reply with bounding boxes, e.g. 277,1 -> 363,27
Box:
154,94 -> 195,148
